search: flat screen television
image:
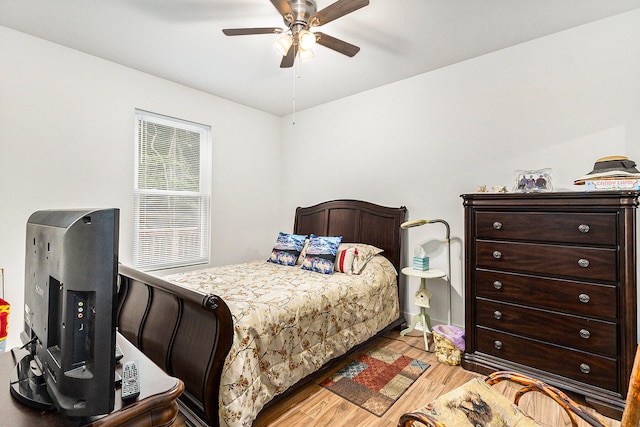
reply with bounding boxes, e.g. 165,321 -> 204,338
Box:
10,208 -> 119,418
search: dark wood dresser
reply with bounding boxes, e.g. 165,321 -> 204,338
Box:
461,191 -> 639,418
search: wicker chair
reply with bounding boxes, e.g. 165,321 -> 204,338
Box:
398,344 -> 640,427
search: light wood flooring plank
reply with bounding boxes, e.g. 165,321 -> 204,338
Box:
177,330 -> 622,426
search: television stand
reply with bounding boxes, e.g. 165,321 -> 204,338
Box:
5,333 -> 184,426
9,349 -> 55,411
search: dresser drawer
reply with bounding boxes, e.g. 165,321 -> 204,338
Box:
476,269 -> 617,319
476,328 -> 618,392
475,211 -> 617,245
476,298 -> 617,357
476,240 -> 617,281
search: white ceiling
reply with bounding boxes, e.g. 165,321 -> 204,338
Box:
2,0 -> 639,116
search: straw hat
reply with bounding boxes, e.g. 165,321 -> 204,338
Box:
574,155 -> 640,184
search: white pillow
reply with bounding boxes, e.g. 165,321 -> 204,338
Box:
335,246 -> 357,273
334,243 -> 384,274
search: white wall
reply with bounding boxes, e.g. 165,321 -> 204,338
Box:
0,26 -> 282,348
280,10 -> 640,327
2,9 -> 639,349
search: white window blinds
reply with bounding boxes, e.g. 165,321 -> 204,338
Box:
134,110 -> 211,271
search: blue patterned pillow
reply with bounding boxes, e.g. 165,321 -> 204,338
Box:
301,234 -> 343,274
267,232 -> 307,266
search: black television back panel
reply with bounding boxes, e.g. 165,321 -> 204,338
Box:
14,208 -> 119,418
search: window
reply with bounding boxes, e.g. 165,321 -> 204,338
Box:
134,110 -> 211,271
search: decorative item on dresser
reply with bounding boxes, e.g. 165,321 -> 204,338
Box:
461,191 -> 640,420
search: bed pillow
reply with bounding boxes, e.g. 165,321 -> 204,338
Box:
295,238 -> 310,265
334,246 -> 358,273
300,234 -> 343,274
350,243 -> 384,274
267,232 -> 308,266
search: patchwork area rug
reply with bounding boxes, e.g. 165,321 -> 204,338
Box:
320,347 -> 430,416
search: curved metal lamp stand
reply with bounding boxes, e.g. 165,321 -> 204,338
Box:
401,219 -> 452,325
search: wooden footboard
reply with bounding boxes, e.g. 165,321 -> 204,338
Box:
116,264 -> 233,427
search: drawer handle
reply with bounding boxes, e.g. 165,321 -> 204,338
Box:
494,311 -> 502,320
578,224 -> 590,233
493,221 -> 503,230
493,281 -> 503,290
579,329 -> 591,339
579,293 -> 591,304
494,341 -> 503,350
580,363 -> 591,374
577,258 -> 590,268
493,251 -> 502,259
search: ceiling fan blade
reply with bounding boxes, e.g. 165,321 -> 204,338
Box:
270,0 -> 294,21
222,27 -> 284,36
315,32 -> 360,57
309,0 -> 369,27
280,44 -> 296,68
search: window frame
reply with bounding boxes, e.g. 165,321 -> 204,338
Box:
133,109 -> 212,271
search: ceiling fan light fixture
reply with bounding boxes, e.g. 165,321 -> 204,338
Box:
298,29 -> 316,51
298,48 -> 315,62
223,0 -> 369,68
274,33 -> 293,56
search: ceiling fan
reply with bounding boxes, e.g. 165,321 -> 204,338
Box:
222,0 -> 369,68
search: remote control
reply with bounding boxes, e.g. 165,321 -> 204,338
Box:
121,360 -> 140,401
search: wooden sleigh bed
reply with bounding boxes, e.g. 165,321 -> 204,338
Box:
116,199 -> 407,426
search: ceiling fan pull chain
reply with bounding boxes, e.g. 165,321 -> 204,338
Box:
292,58 -> 296,125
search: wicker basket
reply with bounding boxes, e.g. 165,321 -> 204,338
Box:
432,325 -> 465,366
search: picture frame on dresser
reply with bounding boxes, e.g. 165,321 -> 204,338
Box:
513,168 -> 553,192
461,191 -> 639,420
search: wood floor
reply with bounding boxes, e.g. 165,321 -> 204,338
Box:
177,330 -> 622,427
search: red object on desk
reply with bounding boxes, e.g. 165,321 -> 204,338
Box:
0,298 -> 9,352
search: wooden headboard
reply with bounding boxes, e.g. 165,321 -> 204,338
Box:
294,199 -> 407,273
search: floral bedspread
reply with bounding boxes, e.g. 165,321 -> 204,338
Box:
164,256 -> 399,427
